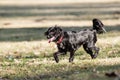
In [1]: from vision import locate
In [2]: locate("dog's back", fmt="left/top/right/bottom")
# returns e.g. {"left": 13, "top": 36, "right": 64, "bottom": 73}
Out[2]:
{"left": 64, "top": 29, "right": 97, "bottom": 46}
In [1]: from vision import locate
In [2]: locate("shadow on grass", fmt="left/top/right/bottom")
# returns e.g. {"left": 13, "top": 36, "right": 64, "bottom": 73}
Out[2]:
{"left": 0, "top": 26, "right": 120, "bottom": 42}
{"left": 38, "top": 64, "right": 120, "bottom": 80}
{"left": 9, "top": 63, "right": 120, "bottom": 80}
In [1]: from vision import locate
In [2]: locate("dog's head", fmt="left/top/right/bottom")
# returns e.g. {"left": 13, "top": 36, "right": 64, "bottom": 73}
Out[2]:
{"left": 44, "top": 25, "right": 63, "bottom": 43}
{"left": 92, "top": 18, "right": 106, "bottom": 34}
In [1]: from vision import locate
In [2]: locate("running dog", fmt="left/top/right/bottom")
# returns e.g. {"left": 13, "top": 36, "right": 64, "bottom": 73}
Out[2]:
{"left": 44, "top": 26, "right": 99, "bottom": 63}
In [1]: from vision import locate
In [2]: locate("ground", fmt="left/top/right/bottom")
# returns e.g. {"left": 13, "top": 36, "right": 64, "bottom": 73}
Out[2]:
{"left": 0, "top": 0, "right": 120, "bottom": 80}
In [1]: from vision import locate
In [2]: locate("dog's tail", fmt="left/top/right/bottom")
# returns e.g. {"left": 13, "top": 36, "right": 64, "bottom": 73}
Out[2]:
{"left": 92, "top": 18, "right": 107, "bottom": 34}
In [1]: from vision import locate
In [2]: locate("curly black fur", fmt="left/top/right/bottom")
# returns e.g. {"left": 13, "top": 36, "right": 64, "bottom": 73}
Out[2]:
{"left": 45, "top": 26, "right": 99, "bottom": 63}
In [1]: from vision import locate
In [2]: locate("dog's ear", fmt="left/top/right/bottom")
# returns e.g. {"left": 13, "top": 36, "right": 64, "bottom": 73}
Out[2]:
{"left": 54, "top": 25, "right": 62, "bottom": 31}
{"left": 57, "top": 27, "right": 62, "bottom": 32}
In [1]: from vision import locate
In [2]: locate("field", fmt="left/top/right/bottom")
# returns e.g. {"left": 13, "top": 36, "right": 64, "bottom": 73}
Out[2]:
{"left": 0, "top": 0, "right": 120, "bottom": 80}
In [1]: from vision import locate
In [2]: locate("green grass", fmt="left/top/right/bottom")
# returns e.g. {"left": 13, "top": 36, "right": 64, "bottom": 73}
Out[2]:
{"left": 0, "top": 25, "right": 120, "bottom": 80}
{"left": 1, "top": 57, "right": 120, "bottom": 80}
{"left": 0, "top": 30, "right": 120, "bottom": 80}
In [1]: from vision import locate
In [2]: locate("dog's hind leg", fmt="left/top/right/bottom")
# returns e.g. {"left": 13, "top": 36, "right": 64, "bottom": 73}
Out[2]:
{"left": 69, "top": 51, "right": 75, "bottom": 62}
{"left": 92, "top": 46, "right": 100, "bottom": 59}
{"left": 83, "top": 42, "right": 99, "bottom": 59}
{"left": 92, "top": 30, "right": 100, "bottom": 58}
{"left": 83, "top": 44, "right": 95, "bottom": 59}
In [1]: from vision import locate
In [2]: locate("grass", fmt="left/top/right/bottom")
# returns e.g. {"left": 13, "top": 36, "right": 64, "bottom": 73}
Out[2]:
{"left": 1, "top": 58, "right": 120, "bottom": 80}
{"left": 0, "top": 1, "right": 120, "bottom": 80}
{"left": 0, "top": 28, "right": 120, "bottom": 80}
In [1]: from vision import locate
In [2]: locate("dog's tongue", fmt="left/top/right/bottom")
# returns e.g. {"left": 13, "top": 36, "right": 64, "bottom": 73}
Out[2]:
{"left": 48, "top": 37, "right": 55, "bottom": 43}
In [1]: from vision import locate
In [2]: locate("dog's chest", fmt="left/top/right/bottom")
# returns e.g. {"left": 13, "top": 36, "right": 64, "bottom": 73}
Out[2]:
{"left": 57, "top": 42, "right": 66, "bottom": 50}
{"left": 57, "top": 42, "right": 77, "bottom": 51}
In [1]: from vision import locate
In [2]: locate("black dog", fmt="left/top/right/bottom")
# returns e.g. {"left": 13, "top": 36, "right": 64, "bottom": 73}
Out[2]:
{"left": 92, "top": 18, "right": 106, "bottom": 34}
{"left": 45, "top": 26, "right": 99, "bottom": 63}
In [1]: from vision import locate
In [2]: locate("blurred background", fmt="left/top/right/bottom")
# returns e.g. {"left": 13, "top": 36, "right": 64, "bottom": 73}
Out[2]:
{"left": 0, "top": 0, "right": 120, "bottom": 27}
{"left": 0, "top": 0, "right": 120, "bottom": 41}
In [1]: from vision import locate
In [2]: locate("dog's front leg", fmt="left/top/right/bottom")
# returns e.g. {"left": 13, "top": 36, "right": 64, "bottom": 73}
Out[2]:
{"left": 69, "top": 51, "right": 75, "bottom": 62}
{"left": 53, "top": 52, "right": 61, "bottom": 63}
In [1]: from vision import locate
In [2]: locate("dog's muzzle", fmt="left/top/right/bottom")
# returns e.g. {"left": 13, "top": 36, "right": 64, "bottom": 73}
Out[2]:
{"left": 48, "top": 36, "right": 55, "bottom": 43}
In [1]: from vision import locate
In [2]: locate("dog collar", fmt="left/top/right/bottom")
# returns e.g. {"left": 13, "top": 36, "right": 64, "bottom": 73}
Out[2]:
{"left": 56, "top": 36, "right": 63, "bottom": 44}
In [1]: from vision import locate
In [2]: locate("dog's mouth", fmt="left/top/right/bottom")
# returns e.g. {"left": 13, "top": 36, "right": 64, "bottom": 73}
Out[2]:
{"left": 48, "top": 36, "right": 55, "bottom": 43}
